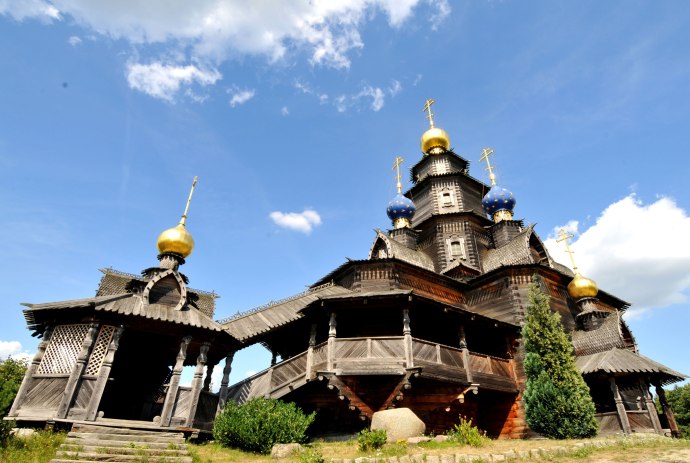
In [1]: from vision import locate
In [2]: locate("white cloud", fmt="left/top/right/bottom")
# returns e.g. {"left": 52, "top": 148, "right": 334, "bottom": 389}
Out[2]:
{"left": 389, "top": 79, "right": 402, "bottom": 96}
{"left": 228, "top": 88, "right": 255, "bottom": 107}
{"left": 357, "top": 85, "right": 386, "bottom": 111}
{"left": 334, "top": 95, "right": 348, "bottom": 113}
{"left": 281, "top": 106, "right": 289, "bottom": 116}
{"left": 544, "top": 195, "right": 690, "bottom": 318}
{"left": 413, "top": 74, "right": 423, "bottom": 86}
{"left": 245, "top": 370, "right": 257, "bottom": 378}
{"left": 126, "top": 62, "right": 221, "bottom": 101}
{"left": 0, "top": 0, "right": 60, "bottom": 21}
{"left": 269, "top": 209, "right": 322, "bottom": 234}
{"left": 68, "top": 35, "right": 82, "bottom": 46}
{"left": 0, "top": 340, "right": 32, "bottom": 361}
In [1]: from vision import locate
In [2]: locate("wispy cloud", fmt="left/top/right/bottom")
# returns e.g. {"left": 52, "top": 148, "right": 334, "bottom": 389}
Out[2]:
{"left": 544, "top": 195, "right": 690, "bottom": 318}
{"left": 0, "top": 340, "right": 33, "bottom": 361}
{"left": 68, "top": 36, "right": 82, "bottom": 46}
{"left": 281, "top": 106, "right": 289, "bottom": 116}
{"left": 228, "top": 88, "right": 256, "bottom": 107}
{"left": 126, "top": 62, "right": 221, "bottom": 102}
{"left": 269, "top": 209, "right": 322, "bottom": 234}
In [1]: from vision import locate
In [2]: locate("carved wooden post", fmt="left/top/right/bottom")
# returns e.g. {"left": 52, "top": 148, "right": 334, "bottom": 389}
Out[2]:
{"left": 609, "top": 376, "right": 631, "bottom": 434}
{"left": 306, "top": 323, "right": 317, "bottom": 380}
{"left": 403, "top": 309, "right": 413, "bottom": 368}
{"left": 655, "top": 380, "right": 680, "bottom": 437}
{"left": 327, "top": 312, "right": 337, "bottom": 371}
{"left": 203, "top": 364, "right": 215, "bottom": 392}
{"left": 160, "top": 336, "right": 192, "bottom": 426}
{"left": 271, "top": 350, "right": 277, "bottom": 366}
{"left": 8, "top": 325, "right": 54, "bottom": 417}
{"left": 85, "top": 325, "right": 125, "bottom": 421}
{"left": 216, "top": 351, "right": 235, "bottom": 416}
{"left": 638, "top": 379, "right": 662, "bottom": 433}
{"left": 459, "top": 324, "right": 473, "bottom": 383}
{"left": 57, "top": 322, "right": 100, "bottom": 419}
{"left": 186, "top": 342, "right": 210, "bottom": 427}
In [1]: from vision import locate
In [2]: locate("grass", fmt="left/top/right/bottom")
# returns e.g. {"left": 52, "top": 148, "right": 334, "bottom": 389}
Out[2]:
{"left": 0, "top": 430, "right": 65, "bottom": 463}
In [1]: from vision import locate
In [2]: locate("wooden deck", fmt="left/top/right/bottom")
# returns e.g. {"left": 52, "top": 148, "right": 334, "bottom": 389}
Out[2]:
{"left": 226, "top": 336, "right": 516, "bottom": 404}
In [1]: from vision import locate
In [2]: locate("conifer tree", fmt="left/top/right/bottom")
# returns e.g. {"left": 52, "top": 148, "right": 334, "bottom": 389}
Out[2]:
{"left": 522, "top": 275, "right": 598, "bottom": 439}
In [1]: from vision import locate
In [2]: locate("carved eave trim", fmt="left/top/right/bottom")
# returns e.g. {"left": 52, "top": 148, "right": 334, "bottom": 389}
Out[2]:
{"left": 142, "top": 269, "right": 188, "bottom": 311}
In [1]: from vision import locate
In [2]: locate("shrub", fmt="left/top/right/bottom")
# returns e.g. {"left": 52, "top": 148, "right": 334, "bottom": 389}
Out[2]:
{"left": 298, "top": 446, "right": 325, "bottom": 463}
{"left": 0, "top": 357, "right": 28, "bottom": 447}
{"left": 663, "top": 383, "right": 690, "bottom": 438}
{"left": 213, "top": 398, "right": 315, "bottom": 454}
{"left": 447, "top": 415, "right": 488, "bottom": 447}
{"left": 522, "top": 275, "right": 598, "bottom": 439}
{"left": 357, "top": 429, "right": 387, "bottom": 451}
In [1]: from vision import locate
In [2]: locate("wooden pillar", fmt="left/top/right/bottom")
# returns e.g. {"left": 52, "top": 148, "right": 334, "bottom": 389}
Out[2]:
{"left": 203, "top": 363, "right": 215, "bottom": 392}
{"left": 306, "top": 323, "right": 317, "bottom": 380}
{"left": 270, "top": 350, "right": 277, "bottom": 366}
{"left": 160, "top": 336, "right": 192, "bottom": 427}
{"left": 85, "top": 325, "right": 125, "bottom": 421}
{"left": 638, "top": 378, "right": 663, "bottom": 433}
{"left": 655, "top": 381, "right": 680, "bottom": 437}
{"left": 609, "top": 376, "right": 631, "bottom": 434}
{"left": 215, "top": 351, "right": 235, "bottom": 416}
{"left": 186, "top": 342, "right": 210, "bottom": 427}
{"left": 8, "top": 325, "right": 54, "bottom": 417}
{"left": 403, "top": 309, "right": 413, "bottom": 368}
{"left": 57, "top": 322, "right": 100, "bottom": 419}
{"left": 326, "top": 312, "right": 337, "bottom": 371}
{"left": 459, "top": 324, "right": 473, "bottom": 383}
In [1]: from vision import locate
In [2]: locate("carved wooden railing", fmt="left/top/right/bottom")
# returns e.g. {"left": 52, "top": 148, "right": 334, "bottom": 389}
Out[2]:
{"left": 226, "top": 337, "right": 515, "bottom": 404}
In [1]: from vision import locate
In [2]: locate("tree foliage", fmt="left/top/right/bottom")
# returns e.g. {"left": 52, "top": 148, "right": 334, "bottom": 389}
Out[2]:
{"left": 522, "top": 275, "right": 598, "bottom": 439}
{"left": 0, "top": 357, "right": 28, "bottom": 445}
{"left": 213, "top": 397, "right": 315, "bottom": 454}
{"left": 665, "top": 383, "right": 690, "bottom": 438}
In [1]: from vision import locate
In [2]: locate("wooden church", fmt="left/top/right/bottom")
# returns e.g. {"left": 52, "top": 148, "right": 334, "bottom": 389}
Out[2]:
{"left": 7, "top": 101, "right": 686, "bottom": 438}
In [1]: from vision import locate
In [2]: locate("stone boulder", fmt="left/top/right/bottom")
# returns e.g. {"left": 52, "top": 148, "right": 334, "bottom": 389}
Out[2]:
{"left": 371, "top": 408, "right": 425, "bottom": 442}
{"left": 271, "top": 443, "right": 303, "bottom": 459}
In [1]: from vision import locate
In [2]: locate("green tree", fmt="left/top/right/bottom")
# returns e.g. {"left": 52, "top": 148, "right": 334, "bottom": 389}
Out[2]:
{"left": 665, "top": 383, "right": 690, "bottom": 437}
{"left": 0, "top": 357, "right": 28, "bottom": 445}
{"left": 522, "top": 275, "right": 598, "bottom": 439}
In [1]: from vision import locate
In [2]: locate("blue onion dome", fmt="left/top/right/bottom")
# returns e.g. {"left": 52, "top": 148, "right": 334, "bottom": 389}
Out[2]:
{"left": 387, "top": 193, "right": 416, "bottom": 229}
{"left": 482, "top": 185, "right": 516, "bottom": 222}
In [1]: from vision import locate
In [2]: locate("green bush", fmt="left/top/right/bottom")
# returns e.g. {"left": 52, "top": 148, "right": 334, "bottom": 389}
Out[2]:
{"left": 663, "top": 383, "right": 690, "bottom": 438}
{"left": 447, "top": 415, "right": 488, "bottom": 447}
{"left": 212, "top": 398, "right": 315, "bottom": 454}
{"left": 357, "top": 428, "right": 387, "bottom": 451}
{"left": 522, "top": 276, "right": 598, "bottom": 439}
{"left": 0, "top": 357, "right": 28, "bottom": 447}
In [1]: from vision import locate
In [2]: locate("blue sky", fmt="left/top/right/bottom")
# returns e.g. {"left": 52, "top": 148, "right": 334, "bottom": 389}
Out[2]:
{"left": 1, "top": 1, "right": 689, "bottom": 389}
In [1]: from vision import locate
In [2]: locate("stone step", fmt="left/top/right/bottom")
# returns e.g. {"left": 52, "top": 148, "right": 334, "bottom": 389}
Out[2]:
{"left": 63, "top": 438, "right": 187, "bottom": 450}
{"left": 55, "top": 451, "right": 192, "bottom": 463}
{"left": 68, "top": 432, "right": 186, "bottom": 444}
{"left": 71, "top": 424, "right": 184, "bottom": 438}
{"left": 60, "top": 444, "right": 189, "bottom": 455}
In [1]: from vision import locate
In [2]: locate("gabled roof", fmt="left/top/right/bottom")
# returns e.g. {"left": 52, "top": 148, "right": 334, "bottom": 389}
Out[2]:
{"left": 576, "top": 348, "right": 687, "bottom": 385}
{"left": 572, "top": 314, "right": 628, "bottom": 356}
{"left": 368, "top": 230, "right": 436, "bottom": 272}
{"left": 22, "top": 292, "right": 224, "bottom": 332}
{"left": 480, "top": 226, "right": 539, "bottom": 272}
{"left": 219, "top": 283, "right": 353, "bottom": 343}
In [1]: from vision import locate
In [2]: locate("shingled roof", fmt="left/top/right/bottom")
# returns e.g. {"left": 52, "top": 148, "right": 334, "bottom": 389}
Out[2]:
{"left": 572, "top": 314, "right": 629, "bottom": 356}
{"left": 22, "top": 292, "right": 223, "bottom": 332}
{"left": 576, "top": 348, "right": 687, "bottom": 385}
{"left": 368, "top": 231, "right": 436, "bottom": 272}
{"left": 481, "top": 226, "right": 537, "bottom": 272}
{"left": 219, "top": 283, "right": 352, "bottom": 343}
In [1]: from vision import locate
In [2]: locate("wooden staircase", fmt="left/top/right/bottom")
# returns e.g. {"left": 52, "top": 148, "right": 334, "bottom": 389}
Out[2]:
{"left": 51, "top": 423, "right": 192, "bottom": 463}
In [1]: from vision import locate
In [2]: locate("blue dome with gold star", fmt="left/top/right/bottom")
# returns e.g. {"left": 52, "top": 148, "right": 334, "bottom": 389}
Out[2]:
{"left": 482, "top": 186, "right": 516, "bottom": 217}
{"left": 387, "top": 193, "right": 416, "bottom": 227}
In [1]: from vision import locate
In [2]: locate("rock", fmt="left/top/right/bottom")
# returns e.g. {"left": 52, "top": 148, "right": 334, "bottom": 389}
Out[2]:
{"left": 371, "top": 408, "right": 425, "bottom": 443}
{"left": 433, "top": 435, "right": 449, "bottom": 442}
{"left": 10, "top": 428, "right": 35, "bottom": 438}
{"left": 271, "top": 443, "right": 303, "bottom": 459}
{"left": 491, "top": 454, "right": 506, "bottom": 462}
{"left": 440, "top": 454, "right": 454, "bottom": 463}
{"left": 426, "top": 456, "right": 440, "bottom": 463}
{"left": 407, "top": 436, "right": 431, "bottom": 445}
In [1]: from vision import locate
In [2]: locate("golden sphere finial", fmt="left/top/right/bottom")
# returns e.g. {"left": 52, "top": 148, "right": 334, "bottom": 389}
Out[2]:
{"left": 420, "top": 98, "right": 450, "bottom": 155}
{"left": 156, "top": 177, "right": 197, "bottom": 259}
{"left": 568, "top": 273, "right": 599, "bottom": 300}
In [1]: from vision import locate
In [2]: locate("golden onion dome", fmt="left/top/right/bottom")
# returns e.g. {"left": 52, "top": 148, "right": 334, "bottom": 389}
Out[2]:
{"left": 567, "top": 273, "right": 599, "bottom": 300}
{"left": 420, "top": 127, "right": 450, "bottom": 155}
{"left": 157, "top": 223, "right": 195, "bottom": 258}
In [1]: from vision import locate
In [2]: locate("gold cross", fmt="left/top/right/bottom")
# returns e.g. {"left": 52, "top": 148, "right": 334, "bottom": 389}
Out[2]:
{"left": 423, "top": 98, "right": 435, "bottom": 128}
{"left": 392, "top": 156, "right": 404, "bottom": 193}
{"left": 179, "top": 176, "right": 198, "bottom": 226}
{"left": 479, "top": 147, "right": 497, "bottom": 186}
{"left": 556, "top": 228, "right": 579, "bottom": 274}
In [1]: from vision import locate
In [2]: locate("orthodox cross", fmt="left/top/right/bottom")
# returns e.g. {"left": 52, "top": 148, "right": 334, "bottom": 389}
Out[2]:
{"left": 423, "top": 98, "right": 435, "bottom": 128}
{"left": 392, "top": 156, "right": 404, "bottom": 193}
{"left": 556, "top": 228, "right": 579, "bottom": 274}
{"left": 479, "top": 147, "right": 497, "bottom": 186}
{"left": 180, "top": 176, "right": 198, "bottom": 226}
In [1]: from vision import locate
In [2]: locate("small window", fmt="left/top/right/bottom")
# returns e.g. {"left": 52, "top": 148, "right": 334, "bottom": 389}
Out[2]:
{"left": 442, "top": 192, "right": 453, "bottom": 207}
{"left": 450, "top": 241, "right": 463, "bottom": 257}
{"left": 446, "top": 235, "right": 466, "bottom": 262}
